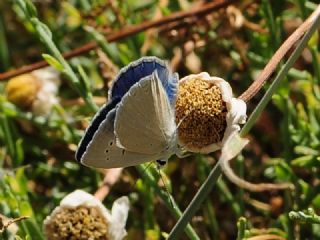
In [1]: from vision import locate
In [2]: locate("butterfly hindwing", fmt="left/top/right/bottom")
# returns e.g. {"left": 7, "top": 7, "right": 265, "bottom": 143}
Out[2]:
{"left": 80, "top": 108, "right": 159, "bottom": 168}
{"left": 75, "top": 97, "right": 120, "bottom": 163}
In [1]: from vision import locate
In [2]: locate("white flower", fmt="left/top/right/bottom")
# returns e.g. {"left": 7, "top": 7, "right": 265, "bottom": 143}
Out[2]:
{"left": 43, "top": 190, "right": 129, "bottom": 240}
{"left": 175, "top": 72, "right": 247, "bottom": 153}
{"left": 5, "top": 67, "right": 60, "bottom": 116}
{"left": 31, "top": 67, "right": 60, "bottom": 116}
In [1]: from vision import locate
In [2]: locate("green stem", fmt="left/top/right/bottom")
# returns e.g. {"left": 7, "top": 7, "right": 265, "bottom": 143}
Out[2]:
{"left": 217, "top": 180, "right": 241, "bottom": 217}
{"left": 197, "top": 155, "right": 219, "bottom": 239}
{"left": 235, "top": 155, "right": 245, "bottom": 216}
{"left": 135, "top": 166, "right": 200, "bottom": 240}
{"left": 310, "top": 47, "right": 320, "bottom": 100}
{"left": 289, "top": 208, "right": 320, "bottom": 224}
{"left": 0, "top": 14, "right": 10, "bottom": 71}
{"left": 167, "top": 163, "right": 221, "bottom": 239}
{"left": 236, "top": 217, "right": 247, "bottom": 240}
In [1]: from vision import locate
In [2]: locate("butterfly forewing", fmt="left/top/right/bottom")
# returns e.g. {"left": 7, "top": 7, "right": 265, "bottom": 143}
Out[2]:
{"left": 110, "top": 57, "right": 172, "bottom": 101}
{"left": 114, "top": 72, "right": 176, "bottom": 155}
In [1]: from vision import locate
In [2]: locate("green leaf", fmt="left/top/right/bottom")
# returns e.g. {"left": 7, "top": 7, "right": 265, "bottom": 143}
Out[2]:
{"left": 25, "top": 0, "right": 38, "bottom": 18}
{"left": 42, "top": 54, "right": 64, "bottom": 71}
{"left": 294, "top": 146, "right": 319, "bottom": 155}
{"left": 237, "top": 217, "right": 247, "bottom": 240}
{"left": 31, "top": 19, "right": 52, "bottom": 39}
{"left": 289, "top": 208, "right": 320, "bottom": 224}
{"left": 308, "top": 31, "right": 318, "bottom": 49}
{"left": 14, "top": 139, "right": 24, "bottom": 166}
{"left": 77, "top": 65, "right": 91, "bottom": 93}
{"left": 291, "top": 155, "right": 319, "bottom": 167}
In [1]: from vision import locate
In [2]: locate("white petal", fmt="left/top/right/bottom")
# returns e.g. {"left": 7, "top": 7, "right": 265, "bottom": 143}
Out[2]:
{"left": 32, "top": 67, "right": 61, "bottom": 87}
{"left": 212, "top": 79, "right": 233, "bottom": 103}
{"left": 32, "top": 91, "right": 58, "bottom": 116}
{"left": 222, "top": 98, "right": 247, "bottom": 145}
{"left": 180, "top": 72, "right": 210, "bottom": 83}
{"left": 30, "top": 67, "right": 60, "bottom": 116}
{"left": 60, "top": 190, "right": 101, "bottom": 207}
{"left": 54, "top": 190, "right": 112, "bottom": 223}
{"left": 226, "top": 98, "right": 247, "bottom": 125}
{"left": 108, "top": 196, "right": 130, "bottom": 240}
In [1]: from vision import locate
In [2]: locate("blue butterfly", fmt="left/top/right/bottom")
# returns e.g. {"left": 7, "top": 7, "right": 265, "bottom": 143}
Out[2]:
{"left": 76, "top": 57, "right": 182, "bottom": 168}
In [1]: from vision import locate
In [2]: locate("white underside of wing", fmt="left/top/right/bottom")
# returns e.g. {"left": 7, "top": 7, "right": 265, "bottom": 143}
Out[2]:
{"left": 114, "top": 73, "right": 176, "bottom": 155}
{"left": 81, "top": 109, "right": 159, "bottom": 169}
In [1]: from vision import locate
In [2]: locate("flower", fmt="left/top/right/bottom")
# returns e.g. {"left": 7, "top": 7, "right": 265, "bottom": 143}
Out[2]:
{"left": 5, "top": 73, "right": 40, "bottom": 110}
{"left": 43, "top": 190, "right": 129, "bottom": 240}
{"left": 5, "top": 67, "right": 60, "bottom": 116}
{"left": 175, "top": 72, "right": 247, "bottom": 153}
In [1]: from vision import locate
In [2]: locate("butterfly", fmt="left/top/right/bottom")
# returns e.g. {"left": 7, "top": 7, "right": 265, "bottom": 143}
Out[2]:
{"left": 75, "top": 57, "right": 183, "bottom": 168}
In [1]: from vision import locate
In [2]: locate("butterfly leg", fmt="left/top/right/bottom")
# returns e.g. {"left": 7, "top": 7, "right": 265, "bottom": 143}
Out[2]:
{"left": 176, "top": 152, "right": 191, "bottom": 158}
{"left": 175, "top": 145, "right": 191, "bottom": 159}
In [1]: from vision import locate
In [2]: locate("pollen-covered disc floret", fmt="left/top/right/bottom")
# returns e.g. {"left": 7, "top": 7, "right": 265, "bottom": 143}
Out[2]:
{"left": 43, "top": 190, "right": 129, "bottom": 240}
{"left": 175, "top": 72, "right": 247, "bottom": 153}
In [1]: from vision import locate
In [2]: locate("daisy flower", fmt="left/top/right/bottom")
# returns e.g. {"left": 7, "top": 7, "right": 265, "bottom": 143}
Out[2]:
{"left": 43, "top": 190, "right": 129, "bottom": 240}
{"left": 176, "top": 72, "right": 247, "bottom": 153}
{"left": 5, "top": 67, "right": 60, "bottom": 116}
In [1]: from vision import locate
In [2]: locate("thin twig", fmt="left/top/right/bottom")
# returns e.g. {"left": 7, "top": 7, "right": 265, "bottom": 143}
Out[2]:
{"left": 239, "top": 4, "right": 320, "bottom": 102}
{"left": 247, "top": 235, "right": 286, "bottom": 240}
{"left": 0, "top": 0, "right": 235, "bottom": 81}
{"left": 220, "top": 153, "right": 294, "bottom": 191}
{"left": 0, "top": 215, "right": 29, "bottom": 233}
{"left": 94, "top": 168, "right": 123, "bottom": 201}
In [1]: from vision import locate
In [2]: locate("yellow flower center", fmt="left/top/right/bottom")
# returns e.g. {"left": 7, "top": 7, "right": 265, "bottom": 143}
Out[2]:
{"left": 5, "top": 74, "right": 40, "bottom": 109}
{"left": 44, "top": 206, "right": 110, "bottom": 240}
{"left": 175, "top": 78, "right": 227, "bottom": 150}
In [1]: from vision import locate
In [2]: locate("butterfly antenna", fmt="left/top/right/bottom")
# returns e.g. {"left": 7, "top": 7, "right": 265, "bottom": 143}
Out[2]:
{"left": 175, "top": 112, "right": 189, "bottom": 131}
{"left": 173, "top": 111, "right": 195, "bottom": 158}
{"left": 174, "top": 108, "right": 197, "bottom": 138}
{"left": 157, "top": 166, "right": 175, "bottom": 208}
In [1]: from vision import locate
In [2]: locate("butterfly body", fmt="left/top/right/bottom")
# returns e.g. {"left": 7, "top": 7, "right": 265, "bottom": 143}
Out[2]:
{"left": 76, "top": 57, "right": 179, "bottom": 169}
